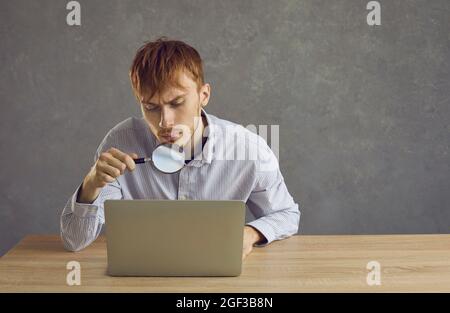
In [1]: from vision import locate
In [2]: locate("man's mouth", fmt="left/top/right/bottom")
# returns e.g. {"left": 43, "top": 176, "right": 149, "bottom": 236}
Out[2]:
{"left": 159, "top": 131, "right": 182, "bottom": 142}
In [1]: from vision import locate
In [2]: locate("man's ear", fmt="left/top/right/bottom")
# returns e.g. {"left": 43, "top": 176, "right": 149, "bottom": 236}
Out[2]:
{"left": 200, "top": 83, "right": 210, "bottom": 107}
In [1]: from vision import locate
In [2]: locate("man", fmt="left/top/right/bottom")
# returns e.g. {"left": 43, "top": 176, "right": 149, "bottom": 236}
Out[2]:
{"left": 60, "top": 37, "right": 300, "bottom": 260}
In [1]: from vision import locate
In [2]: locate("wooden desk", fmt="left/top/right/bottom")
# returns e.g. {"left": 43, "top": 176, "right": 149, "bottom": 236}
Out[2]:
{"left": 1, "top": 234, "right": 449, "bottom": 292}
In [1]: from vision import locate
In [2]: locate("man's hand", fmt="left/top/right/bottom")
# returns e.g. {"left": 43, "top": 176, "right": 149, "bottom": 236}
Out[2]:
{"left": 242, "top": 226, "right": 266, "bottom": 260}
{"left": 78, "top": 147, "right": 138, "bottom": 204}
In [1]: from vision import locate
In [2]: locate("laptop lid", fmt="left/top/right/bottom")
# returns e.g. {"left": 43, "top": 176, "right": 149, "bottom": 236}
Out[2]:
{"left": 104, "top": 200, "right": 246, "bottom": 277}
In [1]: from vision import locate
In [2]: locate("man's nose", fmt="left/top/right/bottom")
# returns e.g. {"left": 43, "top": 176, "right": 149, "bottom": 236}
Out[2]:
{"left": 159, "top": 106, "right": 175, "bottom": 128}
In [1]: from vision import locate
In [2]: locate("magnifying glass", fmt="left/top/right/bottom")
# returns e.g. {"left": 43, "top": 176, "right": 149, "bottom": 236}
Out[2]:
{"left": 133, "top": 143, "right": 185, "bottom": 174}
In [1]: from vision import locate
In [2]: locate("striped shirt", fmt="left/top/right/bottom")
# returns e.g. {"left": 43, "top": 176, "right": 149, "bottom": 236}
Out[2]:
{"left": 60, "top": 109, "right": 301, "bottom": 251}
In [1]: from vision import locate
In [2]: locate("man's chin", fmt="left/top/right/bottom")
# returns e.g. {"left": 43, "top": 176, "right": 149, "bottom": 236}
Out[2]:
{"left": 159, "top": 137, "right": 183, "bottom": 146}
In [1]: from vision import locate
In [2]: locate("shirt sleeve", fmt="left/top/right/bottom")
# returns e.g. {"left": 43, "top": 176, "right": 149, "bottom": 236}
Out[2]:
{"left": 245, "top": 140, "right": 301, "bottom": 247}
{"left": 60, "top": 133, "right": 123, "bottom": 252}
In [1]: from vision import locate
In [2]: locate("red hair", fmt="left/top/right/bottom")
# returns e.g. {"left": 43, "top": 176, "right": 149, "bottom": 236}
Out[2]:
{"left": 129, "top": 36, "right": 205, "bottom": 102}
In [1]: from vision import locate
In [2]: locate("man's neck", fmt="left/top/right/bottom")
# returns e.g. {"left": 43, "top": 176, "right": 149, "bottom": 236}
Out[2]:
{"left": 186, "top": 112, "right": 207, "bottom": 161}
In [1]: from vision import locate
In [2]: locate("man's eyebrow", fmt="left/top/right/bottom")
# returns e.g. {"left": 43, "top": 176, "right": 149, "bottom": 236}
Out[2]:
{"left": 143, "top": 94, "right": 187, "bottom": 105}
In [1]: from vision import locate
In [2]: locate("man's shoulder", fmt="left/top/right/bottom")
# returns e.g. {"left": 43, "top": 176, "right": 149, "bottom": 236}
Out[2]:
{"left": 96, "top": 116, "right": 150, "bottom": 152}
{"left": 104, "top": 116, "right": 148, "bottom": 138}
{"left": 207, "top": 113, "right": 238, "bottom": 129}
{"left": 208, "top": 113, "right": 257, "bottom": 139}
{"left": 208, "top": 112, "right": 274, "bottom": 161}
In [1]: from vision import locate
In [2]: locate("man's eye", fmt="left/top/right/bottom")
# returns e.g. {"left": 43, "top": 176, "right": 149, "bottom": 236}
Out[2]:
{"left": 144, "top": 105, "right": 159, "bottom": 112}
{"left": 171, "top": 101, "right": 184, "bottom": 107}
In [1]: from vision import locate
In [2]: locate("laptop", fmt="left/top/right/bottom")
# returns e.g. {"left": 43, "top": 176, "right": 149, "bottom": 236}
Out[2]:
{"left": 104, "top": 199, "right": 246, "bottom": 277}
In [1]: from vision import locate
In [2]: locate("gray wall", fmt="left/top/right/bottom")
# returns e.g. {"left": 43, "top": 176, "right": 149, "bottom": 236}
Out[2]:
{"left": 1, "top": 0, "right": 449, "bottom": 256}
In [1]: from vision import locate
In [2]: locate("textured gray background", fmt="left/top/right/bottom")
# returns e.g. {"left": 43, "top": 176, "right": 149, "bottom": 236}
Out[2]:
{"left": 1, "top": 0, "right": 449, "bottom": 256}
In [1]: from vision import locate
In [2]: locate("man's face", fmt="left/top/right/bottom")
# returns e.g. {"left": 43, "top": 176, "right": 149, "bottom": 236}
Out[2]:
{"left": 140, "top": 71, "right": 210, "bottom": 147}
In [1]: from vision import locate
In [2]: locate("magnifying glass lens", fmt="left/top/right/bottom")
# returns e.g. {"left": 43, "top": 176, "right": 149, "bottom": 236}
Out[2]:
{"left": 152, "top": 143, "right": 185, "bottom": 173}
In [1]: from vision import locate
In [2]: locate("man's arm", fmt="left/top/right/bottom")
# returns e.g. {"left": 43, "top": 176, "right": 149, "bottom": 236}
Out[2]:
{"left": 245, "top": 145, "right": 301, "bottom": 247}
{"left": 59, "top": 132, "right": 129, "bottom": 252}
{"left": 60, "top": 178, "right": 122, "bottom": 252}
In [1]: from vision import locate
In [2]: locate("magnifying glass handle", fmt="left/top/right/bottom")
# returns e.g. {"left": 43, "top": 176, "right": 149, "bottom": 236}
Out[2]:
{"left": 133, "top": 157, "right": 151, "bottom": 164}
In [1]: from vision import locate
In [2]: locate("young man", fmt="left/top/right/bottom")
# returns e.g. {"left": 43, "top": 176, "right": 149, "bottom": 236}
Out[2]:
{"left": 60, "top": 37, "right": 300, "bottom": 260}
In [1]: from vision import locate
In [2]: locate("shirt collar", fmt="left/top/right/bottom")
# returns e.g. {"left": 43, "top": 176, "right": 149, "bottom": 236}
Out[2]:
{"left": 187, "top": 108, "right": 214, "bottom": 167}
